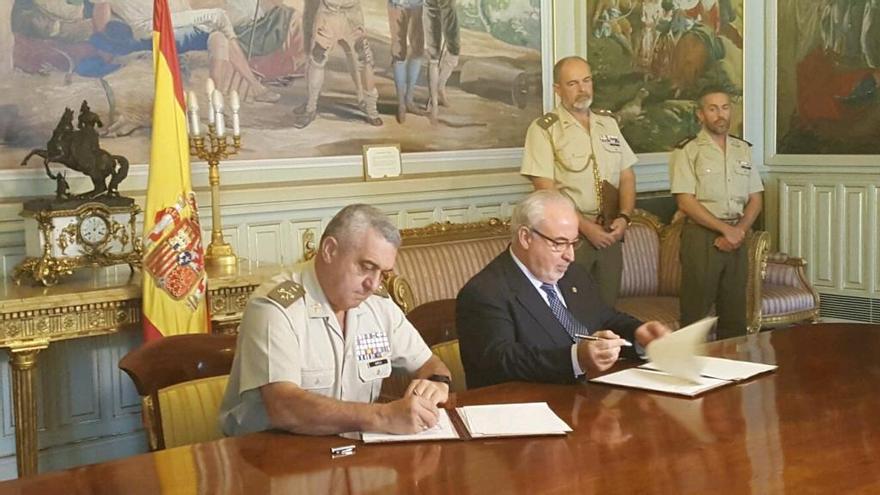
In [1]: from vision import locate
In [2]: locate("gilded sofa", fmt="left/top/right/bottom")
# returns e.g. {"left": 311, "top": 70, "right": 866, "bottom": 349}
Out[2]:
{"left": 388, "top": 211, "right": 819, "bottom": 333}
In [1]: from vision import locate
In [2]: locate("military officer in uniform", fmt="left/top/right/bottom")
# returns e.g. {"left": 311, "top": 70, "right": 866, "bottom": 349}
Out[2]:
{"left": 521, "top": 56, "right": 638, "bottom": 306}
{"left": 219, "top": 204, "right": 452, "bottom": 436}
{"left": 669, "top": 87, "right": 763, "bottom": 339}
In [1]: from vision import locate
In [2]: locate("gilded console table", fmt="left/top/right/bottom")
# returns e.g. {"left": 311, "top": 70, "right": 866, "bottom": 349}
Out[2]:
{"left": 0, "top": 261, "right": 279, "bottom": 477}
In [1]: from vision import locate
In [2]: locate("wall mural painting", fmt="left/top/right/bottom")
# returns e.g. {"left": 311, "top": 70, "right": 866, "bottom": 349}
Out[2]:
{"left": 0, "top": 0, "right": 543, "bottom": 170}
{"left": 585, "top": 0, "right": 744, "bottom": 153}
{"left": 776, "top": 0, "right": 880, "bottom": 155}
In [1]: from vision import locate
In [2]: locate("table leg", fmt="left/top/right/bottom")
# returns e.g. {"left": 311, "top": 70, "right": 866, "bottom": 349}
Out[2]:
{"left": 9, "top": 344, "right": 46, "bottom": 478}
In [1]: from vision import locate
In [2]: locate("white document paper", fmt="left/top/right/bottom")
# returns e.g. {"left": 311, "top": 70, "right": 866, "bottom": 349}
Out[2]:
{"left": 641, "top": 355, "right": 777, "bottom": 382}
{"left": 589, "top": 368, "right": 729, "bottom": 397}
{"left": 456, "top": 402, "right": 572, "bottom": 438}
{"left": 361, "top": 409, "right": 460, "bottom": 443}
{"left": 645, "top": 316, "right": 717, "bottom": 383}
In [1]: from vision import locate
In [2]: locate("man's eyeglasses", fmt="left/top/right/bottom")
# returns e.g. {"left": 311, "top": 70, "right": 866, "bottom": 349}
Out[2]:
{"left": 530, "top": 228, "right": 582, "bottom": 252}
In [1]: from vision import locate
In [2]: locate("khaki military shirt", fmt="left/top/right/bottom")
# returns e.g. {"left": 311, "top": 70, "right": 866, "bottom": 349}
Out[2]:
{"left": 521, "top": 105, "right": 637, "bottom": 216}
{"left": 219, "top": 260, "right": 433, "bottom": 436}
{"left": 669, "top": 129, "right": 764, "bottom": 219}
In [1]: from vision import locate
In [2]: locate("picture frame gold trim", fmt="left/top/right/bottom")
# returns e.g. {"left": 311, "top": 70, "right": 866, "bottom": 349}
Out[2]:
{"left": 764, "top": 0, "right": 879, "bottom": 167}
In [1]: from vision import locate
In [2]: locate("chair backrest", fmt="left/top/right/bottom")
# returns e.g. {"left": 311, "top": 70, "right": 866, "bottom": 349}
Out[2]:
{"left": 379, "top": 299, "right": 465, "bottom": 400}
{"left": 157, "top": 375, "right": 229, "bottom": 449}
{"left": 431, "top": 340, "right": 467, "bottom": 393}
{"left": 394, "top": 219, "right": 510, "bottom": 308}
{"left": 620, "top": 220, "right": 661, "bottom": 297}
{"left": 406, "top": 298, "right": 457, "bottom": 347}
{"left": 118, "top": 333, "right": 237, "bottom": 450}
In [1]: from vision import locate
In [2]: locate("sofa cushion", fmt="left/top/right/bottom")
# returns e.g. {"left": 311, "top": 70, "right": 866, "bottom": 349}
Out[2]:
{"left": 620, "top": 223, "right": 660, "bottom": 297}
{"left": 658, "top": 224, "right": 683, "bottom": 297}
{"left": 395, "top": 237, "right": 509, "bottom": 308}
{"left": 761, "top": 283, "right": 817, "bottom": 317}
{"left": 616, "top": 296, "right": 681, "bottom": 330}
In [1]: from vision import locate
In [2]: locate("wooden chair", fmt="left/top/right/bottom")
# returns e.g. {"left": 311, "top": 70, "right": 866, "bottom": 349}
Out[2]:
{"left": 118, "top": 334, "right": 237, "bottom": 450}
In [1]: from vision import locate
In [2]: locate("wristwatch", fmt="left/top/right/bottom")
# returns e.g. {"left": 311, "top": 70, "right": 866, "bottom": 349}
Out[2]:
{"left": 426, "top": 374, "right": 452, "bottom": 386}
{"left": 616, "top": 213, "right": 632, "bottom": 226}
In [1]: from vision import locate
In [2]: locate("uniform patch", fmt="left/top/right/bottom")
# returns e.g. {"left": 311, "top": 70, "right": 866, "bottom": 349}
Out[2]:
{"left": 675, "top": 136, "right": 696, "bottom": 148}
{"left": 373, "top": 282, "right": 390, "bottom": 298}
{"left": 267, "top": 281, "right": 304, "bottom": 308}
{"left": 356, "top": 331, "right": 391, "bottom": 362}
{"left": 731, "top": 135, "right": 753, "bottom": 147}
{"left": 536, "top": 112, "right": 559, "bottom": 129}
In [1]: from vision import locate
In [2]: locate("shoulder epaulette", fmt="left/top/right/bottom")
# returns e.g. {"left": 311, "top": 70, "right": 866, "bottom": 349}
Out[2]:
{"left": 267, "top": 280, "right": 304, "bottom": 308}
{"left": 373, "top": 282, "right": 390, "bottom": 298}
{"left": 536, "top": 112, "right": 558, "bottom": 129}
{"left": 730, "top": 135, "right": 753, "bottom": 146}
{"left": 675, "top": 136, "right": 696, "bottom": 149}
{"left": 592, "top": 108, "right": 615, "bottom": 118}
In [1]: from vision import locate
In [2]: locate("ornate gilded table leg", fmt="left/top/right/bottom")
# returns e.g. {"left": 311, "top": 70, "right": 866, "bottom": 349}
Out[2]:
{"left": 9, "top": 342, "right": 48, "bottom": 477}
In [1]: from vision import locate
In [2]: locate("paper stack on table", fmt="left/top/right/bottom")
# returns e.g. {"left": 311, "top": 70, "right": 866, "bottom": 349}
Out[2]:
{"left": 589, "top": 317, "right": 777, "bottom": 397}
{"left": 456, "top": 402, "right": 572, "bottom": 438}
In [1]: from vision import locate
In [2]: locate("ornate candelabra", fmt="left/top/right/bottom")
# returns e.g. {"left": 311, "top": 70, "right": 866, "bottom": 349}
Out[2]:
{"left": 186, "top": 79, "right": 242, "bottom": 270}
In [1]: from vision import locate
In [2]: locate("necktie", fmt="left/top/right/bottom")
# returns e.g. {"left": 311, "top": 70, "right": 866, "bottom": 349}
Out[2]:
{"left": 540, "top": 283, "right": 589, "bottom": 342}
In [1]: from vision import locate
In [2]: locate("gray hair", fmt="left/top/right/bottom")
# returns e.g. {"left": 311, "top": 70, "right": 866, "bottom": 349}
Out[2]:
{"left": 321, "top": 204, "right": 401, "bottom": 249}
{"left": 553, "top": 56, "right": 589, "bottom": 84}
{"left": 510, "top": 190, "right": 576, "bottom": 239}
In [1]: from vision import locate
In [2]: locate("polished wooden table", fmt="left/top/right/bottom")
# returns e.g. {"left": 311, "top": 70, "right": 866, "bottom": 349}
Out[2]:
{"left": 1, "top": 323, "right": 878, "bottom": 494}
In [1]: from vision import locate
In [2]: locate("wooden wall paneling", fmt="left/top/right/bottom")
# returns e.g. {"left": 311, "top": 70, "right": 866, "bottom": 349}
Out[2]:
{"left": 841, "top": 186, "right": 868, "bottom": 291}
{"left": 811, "top": 185, "right": 836, "bottom": 289}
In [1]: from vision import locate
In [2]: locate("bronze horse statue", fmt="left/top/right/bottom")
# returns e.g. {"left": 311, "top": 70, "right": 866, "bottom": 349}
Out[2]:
{"left": 21, "top": 102, "right": 129, "bottom": 198}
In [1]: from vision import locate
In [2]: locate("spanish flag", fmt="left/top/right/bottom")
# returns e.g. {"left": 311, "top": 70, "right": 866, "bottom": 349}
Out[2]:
{"left": 142, "top": 0, "right": 209, "bottom": 341}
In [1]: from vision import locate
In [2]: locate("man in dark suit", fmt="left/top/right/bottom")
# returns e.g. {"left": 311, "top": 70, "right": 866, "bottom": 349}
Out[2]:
{"left": 457, "top": 190, "right": 670, "bottom": 388}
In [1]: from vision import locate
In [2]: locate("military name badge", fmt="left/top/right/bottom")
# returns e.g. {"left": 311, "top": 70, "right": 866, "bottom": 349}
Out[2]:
{"left": 356, "top": 331, "right": 392, "bottom": 381}
{"left": 600, "top": 135, "right": 621, "bottom": 147}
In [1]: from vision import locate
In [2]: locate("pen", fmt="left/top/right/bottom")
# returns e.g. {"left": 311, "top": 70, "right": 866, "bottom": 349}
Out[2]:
{"left": 574, "top": 334, "right": 633, "bottom": 347}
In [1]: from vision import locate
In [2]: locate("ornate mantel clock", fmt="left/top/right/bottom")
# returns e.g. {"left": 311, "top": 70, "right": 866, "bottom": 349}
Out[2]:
{"left": 15, "top": 101, "right": 142, "bottom": 286}
{"left": 14, "top": 198, "right": 142, "bottom": 286}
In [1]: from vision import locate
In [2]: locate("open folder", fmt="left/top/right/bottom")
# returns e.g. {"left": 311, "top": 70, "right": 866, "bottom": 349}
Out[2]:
{"left": 589, "top": 317, "right": 777, "bottom": 397}
{"left": 360, "top": 402, "right": 572, "bottom": 443}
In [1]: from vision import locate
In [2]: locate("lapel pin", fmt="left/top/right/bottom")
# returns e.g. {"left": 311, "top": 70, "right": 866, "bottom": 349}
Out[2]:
{"left": 571, "top": 286, "right": 578, "bottom": 293}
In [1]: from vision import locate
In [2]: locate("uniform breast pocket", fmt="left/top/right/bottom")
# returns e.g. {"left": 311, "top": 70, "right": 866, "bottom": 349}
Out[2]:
{"left": 357, "top": 357, "right": 392, "bottom": 383}
{"left": 732, "top": 163, "right": 752, "bottom": 202}
{"left": 300, "top": 368, "right": 335, "bottom": 392}
{"left": 695, "top": 159, "right": 723, "bottom": 201}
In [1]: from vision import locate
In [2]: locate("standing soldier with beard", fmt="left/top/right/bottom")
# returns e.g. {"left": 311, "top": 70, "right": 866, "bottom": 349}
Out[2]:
{"left": 669, "top": 87, "right": 763, "bottom": 339}
{"left": 520, "top": 56, "right": 638, "bottom": 307}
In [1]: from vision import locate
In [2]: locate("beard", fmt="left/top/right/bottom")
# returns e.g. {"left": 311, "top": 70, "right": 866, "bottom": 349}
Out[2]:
{"left": 706, "top": 118, "right": 730, "bottom": 135}
{"left": 571, "top": 95, "right": 593, "bottom": 112}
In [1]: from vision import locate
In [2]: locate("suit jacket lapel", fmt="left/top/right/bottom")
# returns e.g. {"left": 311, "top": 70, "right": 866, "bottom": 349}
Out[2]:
{"left": 499, "top": 252, "right": 572, "bottom": 346}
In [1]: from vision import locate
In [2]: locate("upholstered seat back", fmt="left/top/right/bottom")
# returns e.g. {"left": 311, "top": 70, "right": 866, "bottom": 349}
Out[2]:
{"left": 620, "top": 222, "right": 661, "bottom": 297}
{"left": 657, "top": 221, "right": 683, "bottom": 297}
{"left": 157, "top": 375, "right": 229, "bottom": 449}
{"left": 119, "top": 334, "right": 237, "bottom": 450}
{"left": 394, "top": 222, "right": 509, "bottom": 308}
{"left": 431, "top": 340, "right": 466, "bottom": 393}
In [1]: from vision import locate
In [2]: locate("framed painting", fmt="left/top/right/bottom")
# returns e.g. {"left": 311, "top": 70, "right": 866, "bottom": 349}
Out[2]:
{"left": 766, "top": 0, "right": 880, "bottom": 165}
{"left": 584, "top": 0, "right": 745, "bottom": 156}
{"left": 0, "top": 0, "right": 548, "bottom": 177}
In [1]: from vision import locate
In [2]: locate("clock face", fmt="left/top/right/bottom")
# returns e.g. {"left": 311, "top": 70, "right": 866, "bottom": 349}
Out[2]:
{"left": 79, "top": 215, "right": 110, "bottom": 246}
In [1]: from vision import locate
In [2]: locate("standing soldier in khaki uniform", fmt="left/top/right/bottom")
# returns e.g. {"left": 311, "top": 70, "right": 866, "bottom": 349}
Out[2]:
{"left": 670, "top": 87, "right": 763, "bottom": 339}
{"left": 219, "top": 204, "right": 451, "bottom": 436}
{"left": 521, "top": 56, "right": 638, "bottom": 307}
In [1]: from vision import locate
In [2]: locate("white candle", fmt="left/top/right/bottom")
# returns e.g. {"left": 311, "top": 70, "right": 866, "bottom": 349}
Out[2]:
{"left": 205, "top": 78, "right": 216, "bottom": 125}
{"left": 187, "top": 91, "right": 201, "bottom": 136}
{"left": 230, "top": 89, "right": 241, "bottom": 137}
{"left": 213, "top": 90, "right": 225, "bottom": 137}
